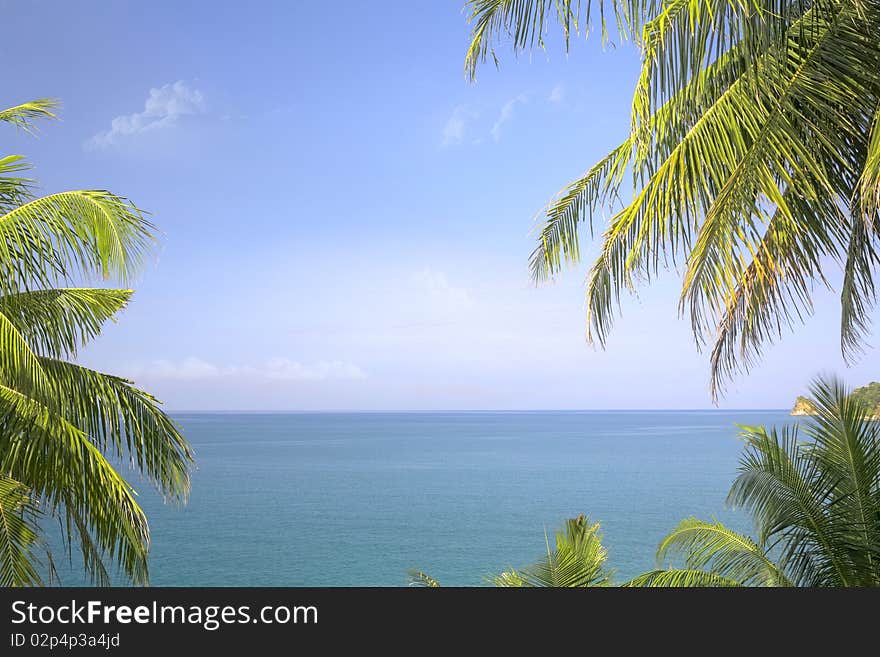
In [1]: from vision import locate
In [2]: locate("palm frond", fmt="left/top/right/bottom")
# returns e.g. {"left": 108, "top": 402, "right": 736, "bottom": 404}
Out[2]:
{"left": 800, "top": 377, "right": 880, "bottom": 585}
{"left": 841, "top": 198, "right": 880, "bottom": 361}
{"left": 728, "top": 422, "right": 851, "bottom": 586}
{"left": 407, "top": 570, "right": 442, "bottom": 587}
{"left": 469, "top": 0, "right": 880, "bottom": 395}
{"left": 530, "top": 139, "right": 631, "bottom": 283}
{"left": 0, "top": 383, "right": 151, "bottom": 585}
{"left": 861, "top": 101, "right": 880, "bottom": 221}
{"left": 0, "top": 288, "right": 131, "bottom": 360}
{"left": 623, "top": 568, "right": 742, "bottom": 586}
{"left": 708, "top": 185, "right": 838, "bottom": 398}
{"left": 655, "top": 517, "right": 793, "bottom": 586}
{"left": 0, "top": 475, "right": 51, "bottom": 586}
{"left": 680, "top": 2, "right": 866, "bottom": 341}
{"left": 0, "top": 99, "right": 59, "bottom": 133}
{"left": 487, "top": 568, "right": 528, "bottom": 586}
{"left": 0, "top": 190, "right": 157, "bottom": 293}
{"left": 464, "top": 0, "right": 646, "bottom": 81}
{"left": 0, "top": 155, "right": 34, "bottom": 213}
{"left": 498, "top": 515, "right": 614, "bottom": 587}
{"left": 37, "top": 358, "right": 193, "bottom": 501}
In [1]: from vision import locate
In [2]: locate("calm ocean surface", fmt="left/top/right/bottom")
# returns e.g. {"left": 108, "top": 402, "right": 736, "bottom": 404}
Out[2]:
{"left": 57, "top": 410, "right": 796, "bottom": 586}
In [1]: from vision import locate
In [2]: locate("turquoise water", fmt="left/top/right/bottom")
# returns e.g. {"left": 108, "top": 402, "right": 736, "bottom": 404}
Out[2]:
{"left": 57, "top": 410, "right": 795, "bottom": 586}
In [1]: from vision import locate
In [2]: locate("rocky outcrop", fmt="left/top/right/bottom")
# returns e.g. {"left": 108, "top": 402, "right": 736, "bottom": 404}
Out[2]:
{"left": 790, "top": 396, "right": 816, "bottom": 416}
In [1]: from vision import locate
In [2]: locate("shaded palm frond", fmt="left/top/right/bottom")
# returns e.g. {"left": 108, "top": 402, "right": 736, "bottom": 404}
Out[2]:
{"left": 0, "top": 475, "right": 51, "bottom": 586}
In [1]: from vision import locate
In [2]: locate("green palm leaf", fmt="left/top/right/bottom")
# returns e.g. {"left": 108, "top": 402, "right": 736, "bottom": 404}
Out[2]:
{"left": 407, "top": 570, "right": 442, "bottom": 587}
{"left": 623, "top": 569, "right": 742, "bottom": 587}
{"left": 0, "top": 288, "right": 131, "bottom": 360}
{"left": 0, "top": 191, "right": 157, "bottom": 292}
{"left": 487, "top": 515, "right": 614, "bottom": 587}
{"left": 37, "top": 357, "right": 193, "bottom": 500}
{"left": 0, "top": 99, "right": 58, "bottom": 132}
{"left": 0, "top": 383, "right": 152, "bottom": 585}
{"left": 464, "top": 0, "right": 641, "bottom": 81}
{"left": 655, "top": 518, "right": 793, "bottom": 586}
{"left": 0, "top": 475, "right": 52, "bottom": 586}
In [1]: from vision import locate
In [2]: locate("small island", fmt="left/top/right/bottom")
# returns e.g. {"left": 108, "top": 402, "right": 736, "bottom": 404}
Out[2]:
{"left": 791, "top": 382, "right": 880, "bottom": 418}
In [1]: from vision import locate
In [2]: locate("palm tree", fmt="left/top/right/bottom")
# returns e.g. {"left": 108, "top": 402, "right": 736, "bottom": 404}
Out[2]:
{"left": 463, "top": 1, "right": 880, "bottom": 397}
{"left": 409, "top": 515, "right": 614, "bottom": 586}
{"left": 0, "top": 99, "right": 194, "bottom": 586}
{"left": 632, "top": 375, "right": 880, "bottom": 586}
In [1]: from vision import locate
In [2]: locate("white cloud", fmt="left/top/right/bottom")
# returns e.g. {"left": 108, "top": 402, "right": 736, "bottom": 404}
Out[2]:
{"left": 128, "top": 357, "right": 367, "bottom": 382}
{"left": 264, "top": 358, "right": 367, "bottom": 381}
{"left": 411, "top": 268, "right": 473, "bottom": 312}
{"left": 134, "top": 357, "right": 230, "bottom": 380}
{"left": 442, "top": 105, "right": 479, "bottom": 146}
{"left": 548, "top": 84, "right": 566, "bottom": 104}
{"left": 86, "top": 80, "right": 205, "bottom": 149}
{"left": 491, "top": 94, "right": 528, "bottom": 142}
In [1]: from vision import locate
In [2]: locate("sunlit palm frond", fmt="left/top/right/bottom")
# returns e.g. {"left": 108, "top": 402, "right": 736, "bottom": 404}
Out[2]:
{"left": 0, "top": 298, "right": 50, "bottom": 394}
{"left": 681, "top": 4, "right": 872, "bottom": 331}
{"left": 37, "top": 357, "right": 193, "bottom": 501}
{"left": 530, "top": 139, "right": 631, "bottom": 283}
{"left": 464, "top": 0, "right": 647, "bottom": 81}
{"left": 0, "top": 155, "right": 34, "bottom": 214}
{"left": 0, "top": 288, "right": 132, "bottom": 360}
{"left": 0, "top": 99, "right": 58, "bottom": 133}
{"left": 0, "top": 384, "right": 151, "bottom": 585}
{"left": 407, "top": 570, "right": 442, "bottom": 587}
{"left": 707, "top": 186, "right": 839, "bottom": 398}
{"left": 487, "top": 568, "right": 528, "bottom": 586}
{"left": 466, "top": 0, "right": 880, "bottom": 395}
{"left": 623, "top": 569, "right": 742, "bottom": 586}
{"left": 0, "top": 190, "right": 157, "bottom": 293}
{"left": 487, "top": 515, "right": 614, "bottom": 587}
{"left": 862, "top": 103, "right": 880, "bottom": 220}
{"left": 0, "top": 97, "right": 192, "bottom": 585}
{"left": 655, "top": 517, "right": 793, "bottom": 586}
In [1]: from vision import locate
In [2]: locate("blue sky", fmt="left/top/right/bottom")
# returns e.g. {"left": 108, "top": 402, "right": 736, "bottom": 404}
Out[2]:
{"left": 3, "top": 1, "right": 877, "bottom": 410}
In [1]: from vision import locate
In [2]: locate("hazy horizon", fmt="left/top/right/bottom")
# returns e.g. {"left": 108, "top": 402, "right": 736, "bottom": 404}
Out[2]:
{"left": 165, "top": 407, "right": 792, "bottom": 413}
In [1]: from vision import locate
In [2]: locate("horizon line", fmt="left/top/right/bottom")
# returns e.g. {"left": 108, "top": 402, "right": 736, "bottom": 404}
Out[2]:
{"left": 164, "top": 407, "right": 791, "bottom": 414}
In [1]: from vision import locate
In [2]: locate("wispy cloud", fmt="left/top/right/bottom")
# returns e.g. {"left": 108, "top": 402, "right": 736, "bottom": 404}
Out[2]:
{"left": 127, "top": 357, "right": 367, "bottom": 382}
{"left": 411, "top": 268, "right": 473, "bottom": 312}
{"left": 264, "top": 358, "right": 367, "bottom": 381}
{"left": 490, "top": 94, "right": 528, "bottom": 142}
{"left": 548, "top": 84, "right": 566, "bottom": 104}
{"left": 85, "top": 80, "right": 205, "bottom": 150}
{"left": 442, "top": 104, "right": 479, "bottom": 147}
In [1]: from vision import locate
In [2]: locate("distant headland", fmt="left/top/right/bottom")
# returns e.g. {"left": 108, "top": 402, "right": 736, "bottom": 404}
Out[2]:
{"left": 791, "top": 381, "right": 880, "bottom": 417}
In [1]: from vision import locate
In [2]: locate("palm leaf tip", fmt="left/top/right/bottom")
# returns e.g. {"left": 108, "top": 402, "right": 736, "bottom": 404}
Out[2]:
{"left": 0, "top": 99, "right": 60, "bottom": 132}
{"left": 407, "top": 569, "right": 441, "bottom": 587}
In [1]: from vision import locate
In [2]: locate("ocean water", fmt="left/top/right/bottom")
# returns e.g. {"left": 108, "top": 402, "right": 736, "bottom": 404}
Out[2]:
{"left": 55, "top": 410, "right": 796, "bottom": 586}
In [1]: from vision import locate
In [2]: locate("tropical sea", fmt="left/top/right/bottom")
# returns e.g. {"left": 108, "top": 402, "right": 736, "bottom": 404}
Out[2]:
{"left": 56, "top": 410, "right": 796, "bottom": 586}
